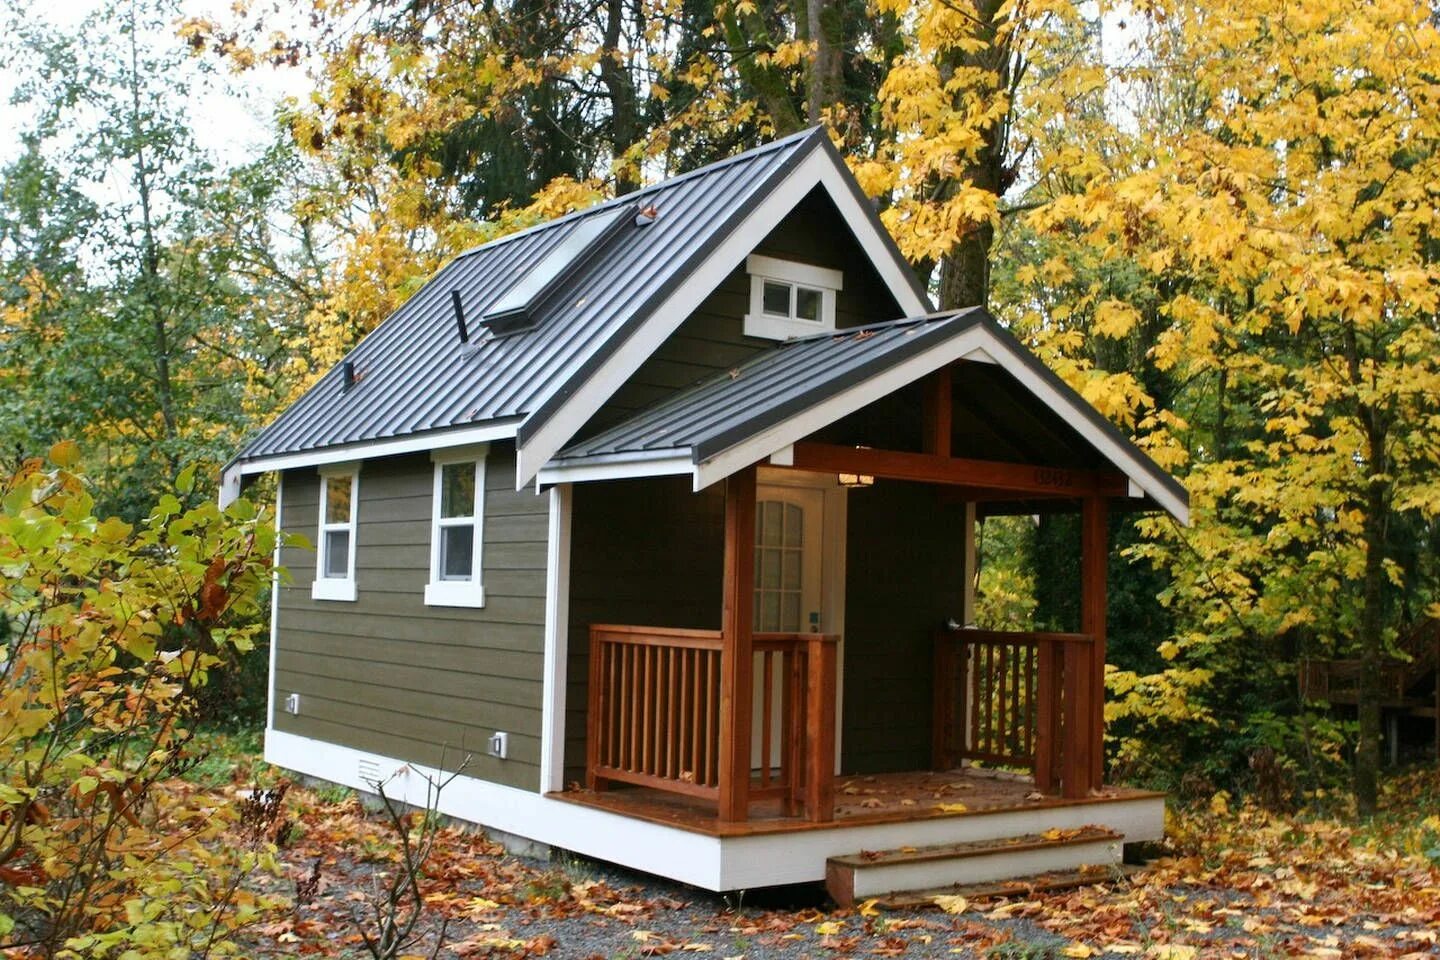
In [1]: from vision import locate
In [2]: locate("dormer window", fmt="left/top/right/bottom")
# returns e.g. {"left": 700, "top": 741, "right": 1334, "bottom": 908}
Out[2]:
{"left": 744, "top": 255, "right": 843, "bottom": 341}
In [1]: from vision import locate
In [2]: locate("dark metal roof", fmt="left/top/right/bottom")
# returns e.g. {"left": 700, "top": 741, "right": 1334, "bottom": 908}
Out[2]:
{"left": 234, "top": 127, "right": 836, "bottom": 463}
{"left": 551, "top": 308, "right": 1191, "bottom": 518}
{"left": 554, "top": 311, "right": 984, "bottom": 462}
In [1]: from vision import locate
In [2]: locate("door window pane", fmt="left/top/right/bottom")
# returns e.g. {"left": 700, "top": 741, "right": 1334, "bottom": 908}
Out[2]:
{"left": 440, "top": 462, "right": 476, "bottom": 519}
{"left": 324, "top": 529, "right": 350, "bottom": 578}
{"left": 325, "top": 476, "right": 352, "bottom": 524}
{"left": 762, "top": 280, "right": 791, "bottom": 316}
{"left": 754, "top": 499, "right": 805, "bottom": 633}
{"left": 440, "top": 523, "right": 474, "bottom": 580}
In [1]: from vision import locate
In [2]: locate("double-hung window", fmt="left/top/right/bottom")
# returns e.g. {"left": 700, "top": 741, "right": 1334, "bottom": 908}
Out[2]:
{"left": 743, "top": 254, "right": 843, "bottom": 341}
{"left": 312, "top": 463, "right": 359, "bottom": 601}
{"left": 424, "top": 446, "right": 487, "bottom": 608}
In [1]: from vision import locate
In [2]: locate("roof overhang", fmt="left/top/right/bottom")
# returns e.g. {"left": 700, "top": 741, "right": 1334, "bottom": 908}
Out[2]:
{"left": 218, "top": 419, "right": 521, "bottom": 507}
{"left": 539, "top": 315, "right": 1190, "bottom": 525}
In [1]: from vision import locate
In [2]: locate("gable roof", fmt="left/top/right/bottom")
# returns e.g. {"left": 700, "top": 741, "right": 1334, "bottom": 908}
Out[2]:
{"left": 226, "top": 128, "right": 931, "bottom": 488}
{"left": 540, "top": 310, "right": 1191, "bottom": 524}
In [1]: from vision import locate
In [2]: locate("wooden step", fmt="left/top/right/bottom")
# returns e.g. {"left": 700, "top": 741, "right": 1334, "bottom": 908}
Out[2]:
{"left": 825, "top": 826, "right": 1123, "bottom": 907}
{"left": 870, "top": 862, "right": 1142, "bottom": 911}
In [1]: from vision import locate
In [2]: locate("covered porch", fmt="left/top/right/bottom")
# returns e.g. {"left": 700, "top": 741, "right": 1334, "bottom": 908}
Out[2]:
{"left": 557, "top": 451, "right": 1116, "bottom": 830}
{"left": 541, "top": 312, "right": 1187, "bottom": 868}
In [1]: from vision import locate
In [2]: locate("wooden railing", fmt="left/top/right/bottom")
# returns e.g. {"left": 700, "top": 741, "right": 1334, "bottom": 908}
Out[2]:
{"left": 586, "top": 625, "right": 837, "bottom": 820}
{"left": 933, "top": 629, "right": 1097, "bottom": 798}
{"left": 587, "top": 625, "right": 724, "bottom": 799}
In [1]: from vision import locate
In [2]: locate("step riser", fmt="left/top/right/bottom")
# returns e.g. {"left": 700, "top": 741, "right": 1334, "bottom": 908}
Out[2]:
{"left": 828, "top": 837, "right": 1121, "bottom": 905}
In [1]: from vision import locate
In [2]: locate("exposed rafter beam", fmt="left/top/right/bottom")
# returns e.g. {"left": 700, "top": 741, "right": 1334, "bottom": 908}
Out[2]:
{"left": 785, "top": 442, "right": 1129, "bottom": 499}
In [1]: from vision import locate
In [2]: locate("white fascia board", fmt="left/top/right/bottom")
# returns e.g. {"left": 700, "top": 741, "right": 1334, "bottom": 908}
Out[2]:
{"left": 536, "top": 451, "right": 695, "bottom": 486}
{"left": 515, "top": 147, "right": 932, "bottom": 489}
{"left": 691, "top": 325, "right": 1190, "bottom": 526}
{"left": 233, "top": 420, "right": 520, "bottom": 476}
{"left": 218, "top": 463, "right": 244, "bottom": 508}
{"left": 975, "top": 333, "right": 1191, "bottom": 526}
{"left": 693, "top": 327, "right": 990, "bottom": 489}
{"left": 264, "top": 729, "right": 723, "bottom": 889}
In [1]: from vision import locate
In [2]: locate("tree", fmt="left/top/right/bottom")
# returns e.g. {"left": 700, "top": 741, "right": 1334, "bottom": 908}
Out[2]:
{"left": 0, "top": 0, "right": 323, "bottom": 517}
{"left": 0, "top": 443, "right": 289, "bottom": 955}
{"left": 1018, "top": 0, "right": 1440, "bottom": 810}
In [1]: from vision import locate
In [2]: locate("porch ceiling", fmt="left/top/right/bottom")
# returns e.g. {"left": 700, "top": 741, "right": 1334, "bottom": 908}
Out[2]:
{"left": 543, "top": 309, "right": 1189, "bottom": 523}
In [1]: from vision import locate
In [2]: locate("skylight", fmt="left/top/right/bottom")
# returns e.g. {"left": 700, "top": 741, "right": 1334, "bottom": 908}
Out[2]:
{"left": 480, "top": 204, "right": 633, "bottom": 335}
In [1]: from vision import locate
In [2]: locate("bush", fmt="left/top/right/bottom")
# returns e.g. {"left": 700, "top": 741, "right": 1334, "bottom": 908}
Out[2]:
{"left": 0, "top": 444, "right": 292, "bottom": 957}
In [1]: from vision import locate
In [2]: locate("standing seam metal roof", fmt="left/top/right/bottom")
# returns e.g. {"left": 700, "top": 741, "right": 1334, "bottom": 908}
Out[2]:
{"left": 234, "top": 127, "right": 832, "bottom": 462}
{"left": 550, "top": 308, "right": 1191, "bottom": 517}
{"left": 553, "top": 311, "right": 984, "bottom": 462}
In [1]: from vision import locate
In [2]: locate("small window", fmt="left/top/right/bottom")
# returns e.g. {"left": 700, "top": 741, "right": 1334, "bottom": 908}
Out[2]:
{"left": 743, "top": 254, "right": 843, "bottom": 341}
{"left": 425, "top": 446, "right": 487, "bottom": 608}
{"left": 313, "top": 464, "right": 359, "bottom": 601}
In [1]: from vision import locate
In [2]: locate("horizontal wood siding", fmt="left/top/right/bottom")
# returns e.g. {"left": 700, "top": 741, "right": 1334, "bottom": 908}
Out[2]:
{"left": 581, "top": 185, "right": 909, "bottom": 435}
{"left": 563, "top": 477, "right": 726, "bottom": 784}
{"left": 273, "top": 443, "right": 550, "bottom": 791}
{"left": 841, "top": 480, "right": 967, "bottom": 774}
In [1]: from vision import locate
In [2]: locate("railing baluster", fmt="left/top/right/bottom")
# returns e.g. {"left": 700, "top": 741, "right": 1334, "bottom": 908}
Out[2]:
{"left": 761, "top": 650, "right": 774, "bottom": 788}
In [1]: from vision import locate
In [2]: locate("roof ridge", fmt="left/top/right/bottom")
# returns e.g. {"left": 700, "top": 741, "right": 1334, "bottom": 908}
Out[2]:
{"left": 452, "top": 127, "right": 829, "bottom": 261}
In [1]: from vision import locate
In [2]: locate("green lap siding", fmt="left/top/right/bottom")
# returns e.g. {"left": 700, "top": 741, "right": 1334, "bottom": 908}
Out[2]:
{"left": 272, "top": 442, "right": 550, "bottom": 791}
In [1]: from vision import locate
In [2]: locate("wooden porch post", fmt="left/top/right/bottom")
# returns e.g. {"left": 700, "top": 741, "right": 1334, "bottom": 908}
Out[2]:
{"left": 718, "top": 464, "right": 757, "bottom": 821}
{"left": 1080, "top": 496, "right": 1109, "bottom": 792}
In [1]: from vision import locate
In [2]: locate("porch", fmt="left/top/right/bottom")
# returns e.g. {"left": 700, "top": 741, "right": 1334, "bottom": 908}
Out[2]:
{"left": 541, "top": 332, "right": 1188, "bottom": 892}
{"left": 559, "top": 358, "right": 1118, "bottom": 822}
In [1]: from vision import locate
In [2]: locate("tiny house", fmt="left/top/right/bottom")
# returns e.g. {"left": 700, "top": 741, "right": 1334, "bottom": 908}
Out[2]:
{"left": 223, "top": 129, "right": 1188, "bottom": 902}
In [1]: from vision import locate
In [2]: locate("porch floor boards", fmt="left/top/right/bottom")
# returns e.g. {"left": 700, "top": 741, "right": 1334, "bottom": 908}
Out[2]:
{"left": 549, "top": 768, "right": 1160, "bottom": 838}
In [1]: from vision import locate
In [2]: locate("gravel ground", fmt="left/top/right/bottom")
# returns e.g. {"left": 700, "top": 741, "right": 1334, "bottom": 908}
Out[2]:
{"left": 261, "top": 843, "right": 1440, "bottom": 959}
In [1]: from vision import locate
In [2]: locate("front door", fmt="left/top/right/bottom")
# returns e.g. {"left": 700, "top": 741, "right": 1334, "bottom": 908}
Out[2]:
{"left": 751, "top": 485, "right": 825, "bottom": 769}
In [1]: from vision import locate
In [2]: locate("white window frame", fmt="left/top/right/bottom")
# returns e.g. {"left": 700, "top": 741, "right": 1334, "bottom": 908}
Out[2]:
{"left": 424, "top": 444, "right": 488, "bottom": 608}
{"left": 743, "top": 254, "right": 843, "bottom": 341}
{"left": 312, "top": 462, "right": 359, "bottom": 602}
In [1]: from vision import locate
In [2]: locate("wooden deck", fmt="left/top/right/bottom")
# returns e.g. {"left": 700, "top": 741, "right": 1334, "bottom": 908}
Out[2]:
{"left": 551, "top": 767, "right": 1160, "bottom": 838}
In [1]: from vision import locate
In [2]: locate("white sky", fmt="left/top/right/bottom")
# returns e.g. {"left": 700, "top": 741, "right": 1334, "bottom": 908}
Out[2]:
{"left": 0, "top": 0, "right": 311, "bottom": 171}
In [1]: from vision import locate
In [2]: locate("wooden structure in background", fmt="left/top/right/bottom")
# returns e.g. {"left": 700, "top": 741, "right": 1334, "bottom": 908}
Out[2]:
{"left": 1302, "top": 619, "right": 1440, "bottom": 761}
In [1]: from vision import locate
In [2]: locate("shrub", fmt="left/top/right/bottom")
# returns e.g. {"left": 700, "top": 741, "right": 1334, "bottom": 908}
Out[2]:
{"left": 0, "top": 445, "right": 292, "bottom": 957}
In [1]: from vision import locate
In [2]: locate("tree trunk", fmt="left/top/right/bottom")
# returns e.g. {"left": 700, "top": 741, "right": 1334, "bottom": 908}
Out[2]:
{"left": 933, "top": 0, "right": 1010, "bottom": 310}
{"left": 804, "top": 0, "right": 842, "bottom": 123}
{"left": 599, "top": 0, "right": 641, "bottom": 195}
{"left": 1354, "top": 466, "right": 1389, "bottom": 816}
{"left": 721, "top": 5, "right": 806, "bottom": 135}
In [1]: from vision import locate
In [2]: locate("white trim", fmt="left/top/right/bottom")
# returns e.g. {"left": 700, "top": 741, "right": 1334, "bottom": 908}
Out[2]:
{"left": 263, "top": 728, "right": 1163, "bottom": 892}
{"left": 219, "top": 464, "right": 243, "bottom": 508}
{"left": 263, "top": 729, "right": 724, "bottom": 889}
{"left": 516, "top": 147, "right": 932, "bottom": 488}
{"left": 537, "top": 452, "right": 695, "bottom": 486}
{"left": 311, "top": 462, "right": 360, "bottom": 602}
{"left": 235, "top": 421, "right": 519, "bottom": 477}
{"left": 744, "top": 255, "right": 841, "bottom": 341}
{"left": 266, "top": 477, "right": 283, "bottom": 731}
{"left": 692, "top": 327, "right": 989, "bottom": 489}
{"left": 976, "top": 333, "right": 1191, "bottom": 525}
{"left": 424, "top": 445, "right": 489, "bottom": 609}
{"left": 539, "top": 484, "right": 573, "bottom": 794}
{"left": 768, "top": 445, "right": 794, "bottom": 467}
{"left": 745, "top": 254, "right": 844, "bottom": 289}
{"left": 715, "top": 795, "right": 1164, "bottom": 889}
{"left": 687, "top": 325, "right": 1190, "bottom": 526}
